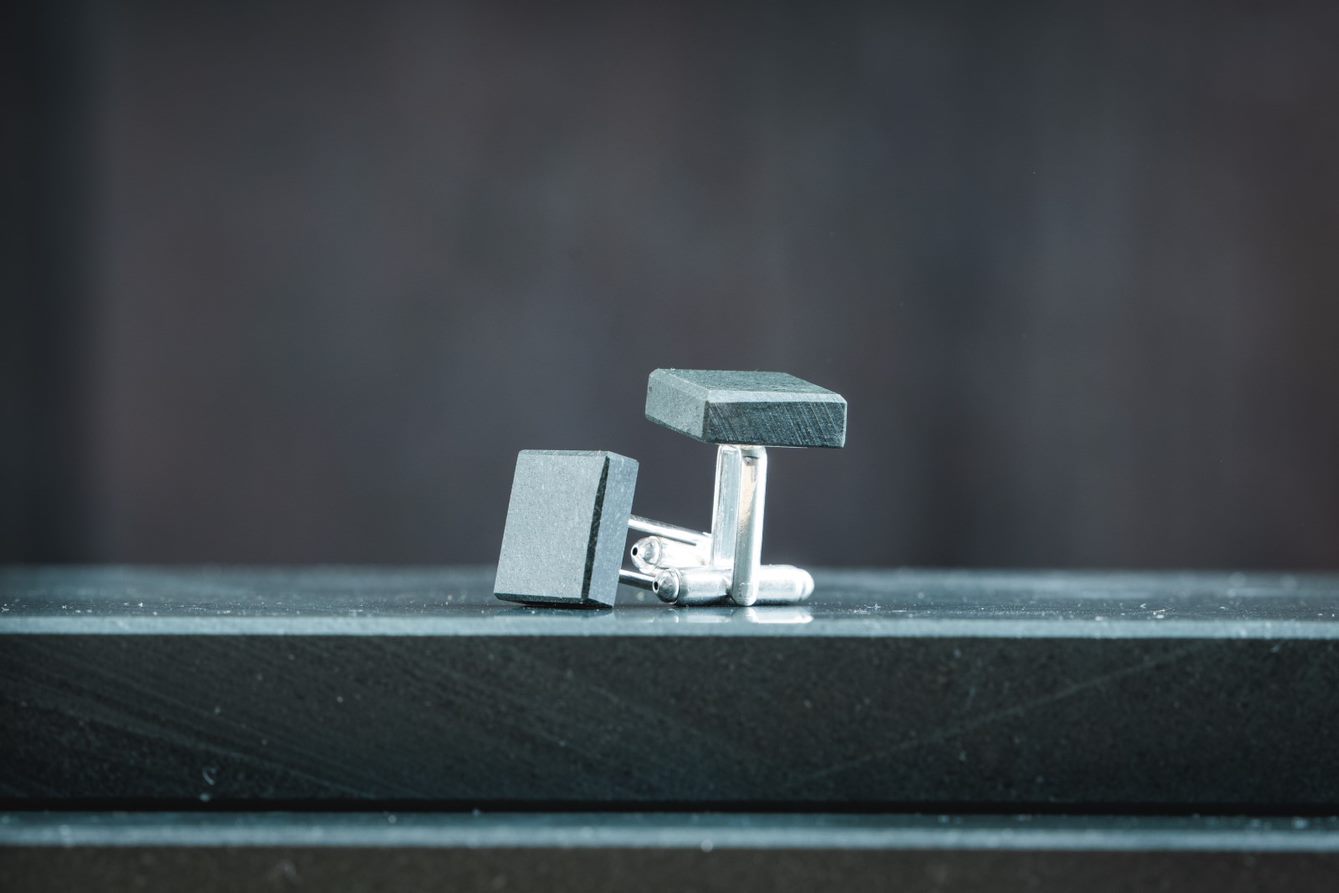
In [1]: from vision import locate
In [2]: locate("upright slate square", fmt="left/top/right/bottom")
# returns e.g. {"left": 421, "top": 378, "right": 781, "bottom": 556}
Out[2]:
{"left": 494, "top": 450, "right": 638, "bottom": 607}
{"left": 645, "top": 369, "right": 848, "bottom": 448}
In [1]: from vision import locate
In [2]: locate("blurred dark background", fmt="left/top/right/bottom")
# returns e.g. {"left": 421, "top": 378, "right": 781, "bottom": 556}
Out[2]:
{"left": 4, "top": 0, "right": 1338, "bottom": 569}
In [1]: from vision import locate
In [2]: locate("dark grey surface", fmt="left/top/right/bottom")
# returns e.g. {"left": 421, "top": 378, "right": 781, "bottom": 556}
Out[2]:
{"left": 493, "top": 451, "right": 638, "bottom": 607}
{"left": 2, "top": 567, "right": 1337, "bottom": 808}
{"left": 2, "top": 813, "right": 1338, "bottom": 893}
{"left": 645, "top": 369, "right": 847, "bottom": 448}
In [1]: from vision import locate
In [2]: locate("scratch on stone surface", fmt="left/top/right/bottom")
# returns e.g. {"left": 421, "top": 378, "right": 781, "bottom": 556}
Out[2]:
{"left": 778, "top": 641, "right": 1213, "bottom": 793}
{"left": 11, "top": 640, "right": 403, "bottom": 798}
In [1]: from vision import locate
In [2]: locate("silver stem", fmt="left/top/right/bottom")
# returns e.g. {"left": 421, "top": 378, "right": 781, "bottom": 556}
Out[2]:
{"left": 709, "top": 445, "right": 742, "bottom": 568}
{"left": 627, "top": 515, "right": 709, "bottom": 547}
{"left": 731, "top": 445, "right": 767, "bottom": 607}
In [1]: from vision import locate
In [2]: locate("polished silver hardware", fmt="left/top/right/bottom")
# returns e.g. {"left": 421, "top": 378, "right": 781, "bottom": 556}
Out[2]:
{"left": 495, "top": 370, "right": 846, "bottom": 608}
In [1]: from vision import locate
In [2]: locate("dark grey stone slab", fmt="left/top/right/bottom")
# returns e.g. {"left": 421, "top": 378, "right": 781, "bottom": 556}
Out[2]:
{"left": 2, "top": 567, "right": 1338, "bottom": 808}
{"left": 493, "top": 451, "right": 638, "bottom": 607}
{"left": 3, "top": 813, "right": 1338, "bottom": 893}
{"left": 644, "top": 369, "right": 847, "bottom": 447}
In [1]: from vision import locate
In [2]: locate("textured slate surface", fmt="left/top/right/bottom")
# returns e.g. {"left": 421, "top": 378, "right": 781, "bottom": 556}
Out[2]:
{"left": 3, "top": 813, "right": 1339, "bottom": 893}
{"left": 644, "top": 369, "right": 847, "bottom": 447}
{"left": 494, "top": 451, "right": 638, "bottom": 606}
{"left": 2, "top": 567, "right": 1338, "bottom": 808}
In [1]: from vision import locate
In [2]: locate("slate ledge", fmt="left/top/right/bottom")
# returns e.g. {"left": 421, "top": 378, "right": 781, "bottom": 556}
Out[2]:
{"left": 2, "top": 567, "right": 1336, "bottom": 638}
{"left": 3, "top": 567, "right": 1338, "bottom": 809}
{"left": 4, "top": 812, "right": 1339, "bottom": 852}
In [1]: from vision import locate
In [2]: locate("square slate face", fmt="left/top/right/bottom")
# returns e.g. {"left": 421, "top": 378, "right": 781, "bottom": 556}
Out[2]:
{"left": 645, "top": 369, "right": 847, "bottom": 448}
{"left": 494, "top": 450, "right": 638, "bottom": 607}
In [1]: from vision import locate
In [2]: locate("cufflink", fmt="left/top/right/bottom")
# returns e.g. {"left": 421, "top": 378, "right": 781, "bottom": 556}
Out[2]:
{"left": 493, "top": 369, "right": 847, "bottom": 608}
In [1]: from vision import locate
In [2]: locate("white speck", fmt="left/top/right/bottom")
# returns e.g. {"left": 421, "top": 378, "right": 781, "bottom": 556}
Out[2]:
{"left": 202, "top": 766, "right": 217, "bottom": 786}
{"left": 269, "top": 860, "right": 300, "bottom": 884}
{"left": 1293, "top": 817, "right": 1309, "bottom": 830}
{"left": 336, "top": 696, "right": 344, "bottom": 704}
{"left": 199, "top": 792, "right": 212, "bottom": 803}
{"left": 213, "top": 706, "right": 222, "bottom": 715}
{"left": 386, "top": 814, "right": 398, "bottom": 825}
{"left": 700, "top": 840, "right": 714, "bottom": 852}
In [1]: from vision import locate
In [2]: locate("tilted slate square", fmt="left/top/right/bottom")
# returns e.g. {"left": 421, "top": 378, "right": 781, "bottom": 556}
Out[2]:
{"left": 494, "top": 450, "right": 638, "bottom": 607}
{"left": 645, "top": 369, "right": 847, "bottom": 448}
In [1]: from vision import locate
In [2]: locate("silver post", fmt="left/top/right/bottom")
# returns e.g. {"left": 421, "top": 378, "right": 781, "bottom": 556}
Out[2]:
{"left": 731, "top": 445, "right": 767, "bottom": 606}
{"left": 710, "top": 445, "right": 742, "bottom": 568}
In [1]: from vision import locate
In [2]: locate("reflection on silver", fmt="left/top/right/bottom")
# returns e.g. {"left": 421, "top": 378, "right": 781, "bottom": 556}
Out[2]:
{"left": 738, "top": 606, "right": 814, "bottom": 625}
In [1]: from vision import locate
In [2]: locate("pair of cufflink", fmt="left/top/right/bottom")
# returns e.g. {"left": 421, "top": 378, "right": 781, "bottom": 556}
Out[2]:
{"left": 493, "top": 369, "right": 847, "bottom": 608}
